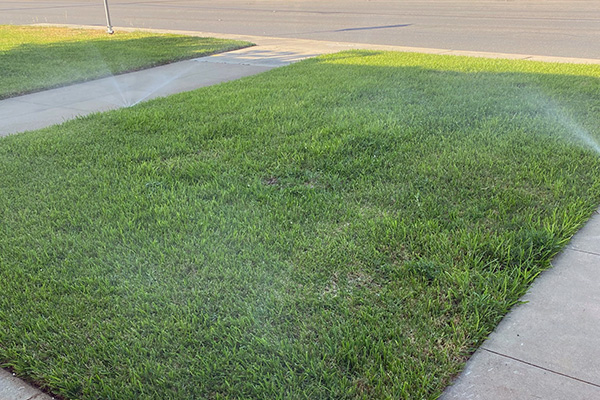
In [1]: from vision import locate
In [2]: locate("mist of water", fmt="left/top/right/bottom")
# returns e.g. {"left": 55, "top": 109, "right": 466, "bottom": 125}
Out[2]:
{"left": 80, "top": 42, "right": 132, "bottom": 107}
{"left": 80, "top": 42, "right": 198, "bottom": 108}
{"left": 527, "top": 90, "right": 600, "bottom": 156}
{"left": 551, "top": 106, "right": 600, "bottom": 155}
{"left": 128, "top": 62, "right": 198, "bottom": 107}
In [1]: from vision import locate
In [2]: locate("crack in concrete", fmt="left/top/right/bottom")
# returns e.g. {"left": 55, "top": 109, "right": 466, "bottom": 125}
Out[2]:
{"left": 565, "top": 247, "right": 600, "bottom": 258}
{"left": 481, "top": 348, "right": 600, "bottom": 389}
{"left": 26, "top": 392, "right": 50, "bottom": 400}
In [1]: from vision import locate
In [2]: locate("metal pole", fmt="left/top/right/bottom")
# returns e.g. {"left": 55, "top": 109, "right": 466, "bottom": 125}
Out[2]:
{"left": 103, "top": 0, "right": 114, "bottom": 34}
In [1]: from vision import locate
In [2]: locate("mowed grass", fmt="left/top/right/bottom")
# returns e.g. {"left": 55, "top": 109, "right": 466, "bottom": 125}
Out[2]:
{"left": 0, "top": 25, "right": 251, "bottom": 99}
{"left": 1, "top": 51, "right": 600, "bottom": 399}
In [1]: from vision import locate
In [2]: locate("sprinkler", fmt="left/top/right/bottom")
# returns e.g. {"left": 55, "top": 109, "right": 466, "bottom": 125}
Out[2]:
{"left": 103, "top": 0, "right": 114, "bottom": 34}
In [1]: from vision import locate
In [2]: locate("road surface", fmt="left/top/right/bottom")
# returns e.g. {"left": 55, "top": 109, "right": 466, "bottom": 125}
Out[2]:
{"left": 1, "top": 0, "right": 599, "bottom": 59}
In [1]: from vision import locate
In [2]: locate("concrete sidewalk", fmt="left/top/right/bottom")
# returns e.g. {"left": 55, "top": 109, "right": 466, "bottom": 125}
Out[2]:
{"left": 1, "top": 25, "right": 600, "bottom": 400}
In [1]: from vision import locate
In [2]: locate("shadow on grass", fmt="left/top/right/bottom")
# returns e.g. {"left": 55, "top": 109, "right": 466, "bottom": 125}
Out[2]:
{"left": 0, "top": 34, "right": 251, "bottom": 99}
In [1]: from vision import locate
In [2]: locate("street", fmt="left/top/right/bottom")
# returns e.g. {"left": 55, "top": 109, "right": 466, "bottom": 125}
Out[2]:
{"left": 1, "top": 0, "right": 599, "bottom": 59}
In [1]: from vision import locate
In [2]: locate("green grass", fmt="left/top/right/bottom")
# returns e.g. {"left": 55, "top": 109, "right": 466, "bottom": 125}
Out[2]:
{"left": 1, "top": 51, "right": 600, "bottom": 399}
{"left": 0, "top": 25, "right": 251, "bottom": 99}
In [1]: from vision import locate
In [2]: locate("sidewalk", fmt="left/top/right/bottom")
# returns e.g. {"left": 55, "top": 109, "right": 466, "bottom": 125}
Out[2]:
{"left": 1, "top": 25, "right": 600, "bottom": 400}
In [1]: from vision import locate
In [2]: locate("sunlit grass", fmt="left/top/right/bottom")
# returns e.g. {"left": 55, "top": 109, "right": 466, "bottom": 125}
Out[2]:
{"left": 1, "top": 51, "right": 600, "bottom": 399}
{"left": 0, "top": 25, "right": 251, "bottom": 99}
{"left": 328, "top": 50, "right": 600, "bottom": 77}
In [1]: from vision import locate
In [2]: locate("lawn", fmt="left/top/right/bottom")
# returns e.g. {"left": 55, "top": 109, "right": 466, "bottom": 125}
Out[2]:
{"left": 0, "top": 25, "right": 251, "bottom": 99}
{"left": 1, "top": 51, "right": 600, "bottom": 399}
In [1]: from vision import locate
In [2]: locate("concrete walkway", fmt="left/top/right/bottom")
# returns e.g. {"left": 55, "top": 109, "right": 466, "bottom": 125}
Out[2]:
{"left": 1, "top": 25, "right": 600, "bottom": 400}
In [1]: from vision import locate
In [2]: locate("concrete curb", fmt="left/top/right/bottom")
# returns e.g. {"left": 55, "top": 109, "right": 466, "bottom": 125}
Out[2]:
{"left": 32, "top": 23, "right": 600, "bottom": 65}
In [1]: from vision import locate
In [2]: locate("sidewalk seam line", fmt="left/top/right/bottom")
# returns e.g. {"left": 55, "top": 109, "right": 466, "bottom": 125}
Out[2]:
{"left": 565, "top": 247, "right": 600, "bottom": 257}
{"left": 481, "top": 348, "right": 600, "bottom": 389}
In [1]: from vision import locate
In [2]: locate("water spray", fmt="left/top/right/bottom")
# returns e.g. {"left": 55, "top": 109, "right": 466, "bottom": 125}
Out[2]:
{"left": 103, "top": 0, "right": 114, "bottom": 34}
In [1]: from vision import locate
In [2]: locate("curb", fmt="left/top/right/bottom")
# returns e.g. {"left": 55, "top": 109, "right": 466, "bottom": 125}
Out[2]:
{"left": 31, "top": 23, "right": 600, "bottom": 65}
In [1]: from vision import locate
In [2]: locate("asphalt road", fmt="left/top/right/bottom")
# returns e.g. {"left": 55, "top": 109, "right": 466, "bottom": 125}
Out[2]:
{"left": 2, "top": 0, "right": 599, "bottom": 59}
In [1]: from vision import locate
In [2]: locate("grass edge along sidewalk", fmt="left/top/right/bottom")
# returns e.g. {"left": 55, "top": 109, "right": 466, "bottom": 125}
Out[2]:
{"left": 1, "top": 50, "right": 600, "bottom": 399}
{"left": 0, "top": 24, "right": 252, "bottom": 99}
